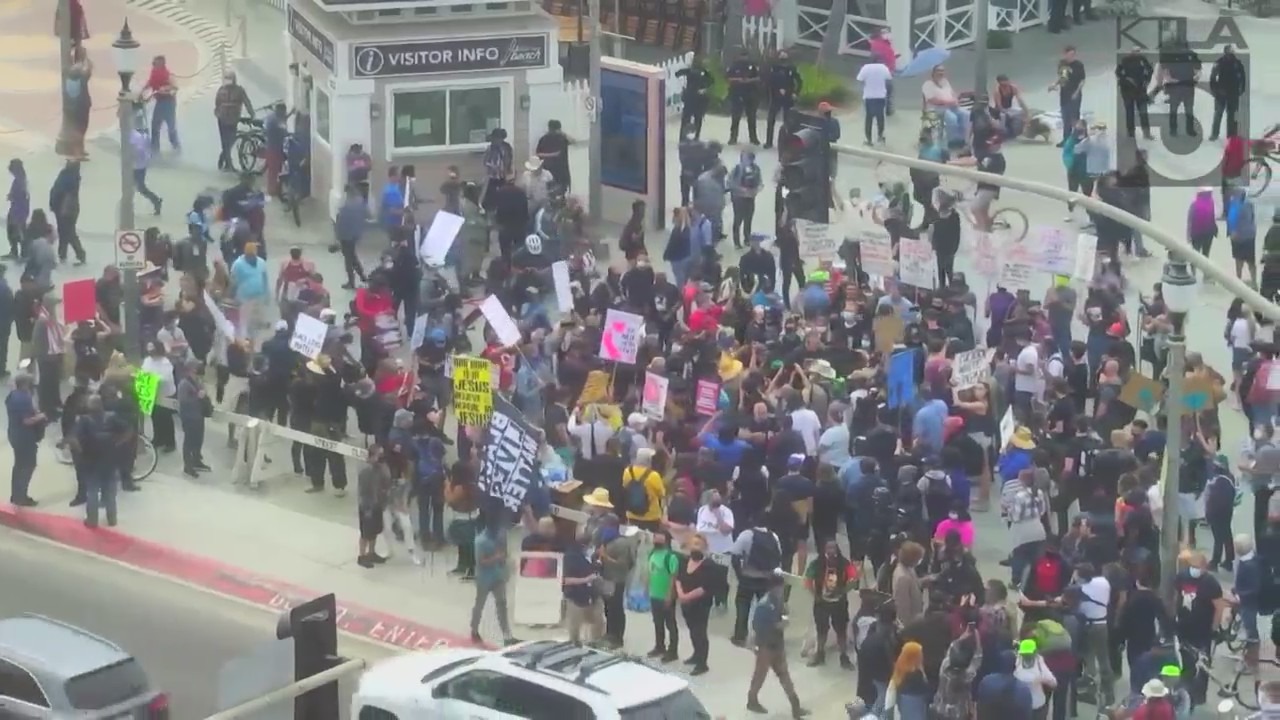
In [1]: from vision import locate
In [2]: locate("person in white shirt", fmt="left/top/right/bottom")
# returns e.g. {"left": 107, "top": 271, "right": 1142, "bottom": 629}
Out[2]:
{"left": 695, "top": 489, "right": 736, "bottom": 556}
{"left": 1013, "top": 336, "right": 1042, "bottom": 423}
{"left": 1075, "top": 563, "right": 1116, "bottom": 706}
{"left": 788, "top": 400, "right": 822, "bottom": 457}
{"left": 921, "top": 65, "right": 969, "bottom": 146}
{"left": 856, "top": 61, "right": 892, "bottom": 145}
{"left": 156, "top": 313, "right": 190, "bottom": 362}
{"left": 1013, "top": 639, "right": 1058, "bottom": 711}
{"left": 568, "top": 407, "right": 614, "bottom": 460}
{"left": 139, "top": 340, "right": 178, "bottom": 453}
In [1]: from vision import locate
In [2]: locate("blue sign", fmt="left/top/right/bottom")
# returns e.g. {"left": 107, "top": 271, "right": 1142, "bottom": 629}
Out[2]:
{"left": 886, "top": 349, "right": 917, "bottom": 410}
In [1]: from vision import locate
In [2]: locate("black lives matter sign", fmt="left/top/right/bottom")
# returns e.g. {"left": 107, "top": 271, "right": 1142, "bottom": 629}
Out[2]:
{"left": 352, "top": 35, "right": 549, "bottom": 79}
{"left": 1114, "top": 14, "right": 1249, "bottom": 187}
{"left": 477, "top": 398, "right": 541, "bottom": 513}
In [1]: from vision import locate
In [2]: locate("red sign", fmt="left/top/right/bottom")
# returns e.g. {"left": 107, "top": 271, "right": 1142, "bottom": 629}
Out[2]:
{"left": 694, "top": 379, "right": 720, "bottom": 416}
{"left": 62, "top": 278, "right": 96, "bottom": 325}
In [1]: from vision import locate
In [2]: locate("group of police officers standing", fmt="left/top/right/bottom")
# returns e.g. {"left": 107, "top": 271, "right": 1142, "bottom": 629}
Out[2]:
{"left": 675, "top": 50, "right": 805, "bottom": 148}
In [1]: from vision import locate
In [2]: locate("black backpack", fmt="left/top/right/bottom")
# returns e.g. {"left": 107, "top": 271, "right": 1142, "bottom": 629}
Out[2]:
{"left": 625, "top": 468, "right": 652, "bottom": 515}
{"left": 746, "top": 528, "right": 782, "bottom": 573}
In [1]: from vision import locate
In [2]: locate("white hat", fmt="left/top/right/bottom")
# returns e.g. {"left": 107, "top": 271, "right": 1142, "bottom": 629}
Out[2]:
{"left": 524, "top": 157, "right": 543, "bottom": 172}
{"left": 274, "top": 319, "right": 289, "bottom": 332}
{"left": 627, "top": 413, "right": 648, "bottom": 428}
{"left": 319, "top": 308, "right": 337, "bottom": 320}
{"left": 1141, "top": 679, "right": 1169, "bottom": 699}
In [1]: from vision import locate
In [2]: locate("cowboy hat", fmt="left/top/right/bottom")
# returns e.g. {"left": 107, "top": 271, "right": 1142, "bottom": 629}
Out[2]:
{"left": 524, "top": 157, "right": 543, "bottom": 172}
{"left": 1011, "top": 427, "right": 1036, "bottom": 450}
{"left": 806, "top": 359, "right": 838, "bottom": 380}
{"left": 1141, "top": 679, "right": 1169, "bottom": 699}
{"left": 583, "top": 487, "right": 613, "bottom": 509}
{"left": 305, "top": 354, "right": 333, "bottom": 375}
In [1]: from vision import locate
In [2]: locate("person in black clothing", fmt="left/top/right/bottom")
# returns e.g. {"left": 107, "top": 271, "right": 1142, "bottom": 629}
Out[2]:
{"left": 764, "top": 50, "right": 802, "bottom": 149}
{"left": 776, "top": 220, "right": 803, "bottom": 307}
{"left": 675, "top": 533, "right": 716, "bottom": 675}
{"left": 1158, "top": 39, "right": 1202, "bottom": 137}
{"left": 737, "top": 234, "right": 776, "bottom": 294}
{"left": 926, "top": 196, "right": 961, "bottom": 286}
{"left": 534, "top": 119, "right": 572, "bottom": 192}
{"left": 490, "top": 179, "right": 528, "bottom": 261}
{"left": 1051, "top": 48, "right": 1086, "bottom": 147}
{"left": 725, "top": 51, "right": 762, "bottom": 146}
{"left": 0, "top": 264, "right": 12, "bottom": 378}
{"left": 49, "top": 159, "right": 86, "bottom": 265}
{"left": 1116, "top": 565, "right": 1168, "bottom": 693}
{"left": 1209, "top": 46, "right": 1247, "bottom": 141}
{"left": 1118, "top": 149, "right": 1153, "bottom": 258}
{"left": 1116, "top": 48, "right": 1154, "bottom": 139}
{"left": 677, "top": 135, "right": 707, "bottom": 207}
{"left": 675, "top": 57, "right": 714, "bottom": 140}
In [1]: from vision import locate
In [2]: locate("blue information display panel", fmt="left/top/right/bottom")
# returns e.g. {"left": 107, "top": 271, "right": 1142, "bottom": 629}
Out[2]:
{"left": 600, "top": 69, "right": 649, "bottom": 194}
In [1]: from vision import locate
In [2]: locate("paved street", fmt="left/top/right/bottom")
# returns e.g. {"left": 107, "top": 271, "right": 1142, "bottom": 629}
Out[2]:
{"left": 0, "top": 525, "right": 385, "bottom": 717}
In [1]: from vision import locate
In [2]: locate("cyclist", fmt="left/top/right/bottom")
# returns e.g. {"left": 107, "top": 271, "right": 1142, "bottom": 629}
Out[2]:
{"left": 972, "top": 133, "right": 1007, "bottom": 233}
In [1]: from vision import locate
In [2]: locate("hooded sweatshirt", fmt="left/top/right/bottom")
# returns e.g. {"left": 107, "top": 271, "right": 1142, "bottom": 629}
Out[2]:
{"left": 975, "top": 651, "right": 1034, "bottom": 718}
{"left": 1228, "top": 190, "right": 1257, "bottom": 241}
{"left": 728, "top": 153, "right": 763, "bottom": 199}
{"left": 1186, "top": 190, "right": 1218, "bottom": 239}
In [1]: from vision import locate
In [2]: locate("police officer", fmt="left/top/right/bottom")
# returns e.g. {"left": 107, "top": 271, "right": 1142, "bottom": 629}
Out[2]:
{"left": 726, "top": 50, "right": 762, "bottom": 146}
{"left": 1158, "top": 38, "right": 1202, "bottom": 137}
{"left": 1116, "top": 47, "right": 1154, "bottom": 140}
{"left": 679, "top": 134, "right": 706, "bottom": 207}
{"left": 765, "top": 50, "right": 803, "bottom": 149}
{"left": 676, "top": 57, "right": 714, "bottom": 140}
{"left": 1209, "top": 45, "right": 1247, "bottom": 141}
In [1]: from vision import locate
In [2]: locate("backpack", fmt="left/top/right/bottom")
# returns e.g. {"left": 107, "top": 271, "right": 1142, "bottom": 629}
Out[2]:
{"left": 746, "top": 528, "right": 782, "bottom": 573}
{"left": 625, "top": 468, "right": 652, "bottom": 516}
{"left": 1032, "top": 554, "right": 1066, "bottom": 596}
{"left": 1204, "top": 473, "right": 1238, "bottom": 517}
{"left": 1029, "top": 618, "right": 1073, "bottom": 655}
{"left": 617, "top": 428, "right": 639, "bottom": 462}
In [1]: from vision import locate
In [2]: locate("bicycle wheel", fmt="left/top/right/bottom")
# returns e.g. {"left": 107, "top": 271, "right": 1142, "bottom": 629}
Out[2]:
{"left": 132, "top": 435, "right": 158, "bottom": 482}
{"left": 1248, "top": 158, "right": 1272, "bottom": 198}
{"left": 235, "top": 134, "right": 265, "bottom": 174}
{"left": 990, "top": 206, "right": 1029, "bottom": 242}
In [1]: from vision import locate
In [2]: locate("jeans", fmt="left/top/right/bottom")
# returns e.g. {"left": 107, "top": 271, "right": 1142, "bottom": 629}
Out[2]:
{"left": 54, "top": 211, "right": 85, "bottom": 262}
{"left": 134, "top": 168, "right": 163, "bottom": 212}
{"left": 180, "top": 414, "right": 205, "bottom": 471}
{"left": 732, "top": 578, "right": 768, "bottom": 643}
{"left": 1083, "top": 622, "right": 1116, "bottom": 705}
{"left": 5, "top": 220, "right": 22, "bottom": 257}
{"left": 9, "top": 439, "right": 36, "bottom": 501}
{"left": 1010, "top": 540, "right": 1042, "bottom": 586}
{"left": 896, "top": 692, "right": 930, "bottom": 720}
{"left": 217, "top": 119, "right": 237, "bottom": 170}
{"left": 669, "top": 257, "right": 693, "bottom": 288}
{"left": 85, "top": 467, "right": 118, "bottom": 527}
{"left": 864, "top": 98, "right": 887, "bottom": 142}
{"left": 151, "top": 96, "right": 180, "bottom": 150}
{"left": 747, "top": 645, "right": 801, "bottom": 709}
{"left": 1209, "top": 514, "right": 1236, "bottom": 567}
{"left": 1129, "top": 200, "right": 1150, "bottom": 255}
{"left": 1212, "top": 95, "right": 1240, "bottom": 138}
{"left": 936, "top": 107, "right": 969, "bottom": 145}
{"left": 651, "top": 600, "right": 679, "bottom": 653}
{"left": 470, "top": 580, "right": 513, "bottom": 639}
{"left": 416, "top": 478, "right": 445, "bottom": 544}
{"left": 731, "top": 196, "right": 756, "bottom": 247}
{"left": 1060, "top": 94, "right": 1082, "bottom": 136}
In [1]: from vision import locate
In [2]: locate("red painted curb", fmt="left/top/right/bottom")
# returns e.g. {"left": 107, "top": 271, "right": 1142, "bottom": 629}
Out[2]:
{"left": 0, "top": 504, "right": 477, "bottom": 651}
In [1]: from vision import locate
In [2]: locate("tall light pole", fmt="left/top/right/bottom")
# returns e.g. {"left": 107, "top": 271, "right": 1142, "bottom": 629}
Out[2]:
{"left": 973, "top": 0, "right": 990, "bottom": 108}
{"left": 55, "top": 0, "right": 74, "bottom": 156}
{"left": 1158, "top": 259, "right": 1196, "bottom": 609}
{"left": 113, "top": 22, "right": 143, "bottom": 362}
{"left": 586, "top": 0, "right": 602, "bottom": 221}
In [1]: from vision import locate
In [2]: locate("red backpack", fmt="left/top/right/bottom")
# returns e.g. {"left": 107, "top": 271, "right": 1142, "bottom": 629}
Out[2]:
{"left": 1033, "top": 554, "right": 1066, "bottom": 596}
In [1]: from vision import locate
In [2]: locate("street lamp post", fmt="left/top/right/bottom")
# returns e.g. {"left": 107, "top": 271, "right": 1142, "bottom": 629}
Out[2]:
{"left": 1158, "top": 259, "right": 1197, "bottom": 609}
{"left": 113, "top": 22, "right": 143, "bottom": 362}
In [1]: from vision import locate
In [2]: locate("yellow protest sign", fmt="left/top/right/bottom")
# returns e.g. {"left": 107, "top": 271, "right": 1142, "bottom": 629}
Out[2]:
{"left": 452, "top": 356, "right": 493, "bottom": 427}
{"left": 134, "top": 371, "right": 160, "bottom": 416}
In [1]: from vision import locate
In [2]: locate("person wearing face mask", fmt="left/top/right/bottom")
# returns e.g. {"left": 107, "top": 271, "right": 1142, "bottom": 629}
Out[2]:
{"left": 212, "top": 71, "right": 253, "bottom": 172}
{"left": 1174, "top": 551, "right": 1226, "bottom": 679}
{"left": 804, "top": 539, "right": 857, "bottom": 669}
{"left": 1061, "top": 120, "right": 1090, "bottom": 221}
{"left": 728, "top": 151, "right": 762, "bottom": 250}
{"left": 747, "top": 573, "right": 810, "bottom": 717}
{"left": 675, "top": 533, "right": 717, "bottom": 675}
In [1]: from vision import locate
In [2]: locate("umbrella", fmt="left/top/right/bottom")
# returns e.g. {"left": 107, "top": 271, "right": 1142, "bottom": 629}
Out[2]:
{"left": 897, "top": 47, "right": 951, "bottom": 78}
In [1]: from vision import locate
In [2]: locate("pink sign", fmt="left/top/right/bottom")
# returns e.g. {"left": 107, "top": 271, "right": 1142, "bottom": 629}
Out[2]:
{"left": 694, "top": 379, "right": 720, "bottom": 416}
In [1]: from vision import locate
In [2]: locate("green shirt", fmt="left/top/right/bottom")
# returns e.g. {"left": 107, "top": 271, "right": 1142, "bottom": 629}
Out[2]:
{"left": 648, "top": 548, "right": 681, "bottom": 600}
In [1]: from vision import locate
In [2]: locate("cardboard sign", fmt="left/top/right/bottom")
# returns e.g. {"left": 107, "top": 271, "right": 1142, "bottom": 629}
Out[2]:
{"left": 452, "top": 356, "right": 495, "bottom": 427}
{"left": 873, "top": 313, "right": 904, "bottom": 356}
{"left": 134, "top": 371, "right": 160, "bottom": 416}
{"left": 419, "top": 210, "right": 463, "bottom": 265}
{"left": 1035, "top": 226, "right": 1074, "bottom": 275}
{"left": 998, "top": 407, "right": 1015, "bottom": 448}
{"left": 795, "top": 219, "right": 839, "bottom": 262}
{"left": 551, "top": 261, "right": 574, "bottom": 313}
{"left": 1118, "top": 372, "right": 1165, "bottom": 412}
{"left": 1182, "top": 374, "right": 1219, "bottom": 412}
{"left": 514, "top": 551, "right": 565, "bottom": 627}
{"left": 952, "top": 349, "right": 989, "bottom": 389}
{"left": 288, "top": 313, "right": 328, "bottom": 360}
{"left": 599, "top": 308, "right": 644, "bottom": 364}
{"left": 480, "top": 295, "right": 522, "bottom": 347}
{"left": 897, "top": 237, "right": 937, "bottom": 289}
{"left": 854, "top": 228, "right": 895, "bottom": 278}
{"left": 1073, "top": 234, "right": 1099, "bottom": 282}
{"left": 998, "top": 261, "right": 1034, "bottom": 291}
{"left": 642, "top": 372, "right": 668, "bottom": 421}
{"left": 694, "top": 379, "right": 720, "bottom": 416}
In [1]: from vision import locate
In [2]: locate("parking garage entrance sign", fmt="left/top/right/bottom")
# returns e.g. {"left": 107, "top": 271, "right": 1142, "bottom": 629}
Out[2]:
{"left": 352, "top": 35, "right": 549, "bottom": 78}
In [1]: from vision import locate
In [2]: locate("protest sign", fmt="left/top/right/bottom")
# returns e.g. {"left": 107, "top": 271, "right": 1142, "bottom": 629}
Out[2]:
{"left": 62, "top": 279, "right": 96, "bottom": 325}
{"left": 886, "top": 349, "right": 917, "bottom": 410}
{"left": 795, "top": 220, "right": 839, "bottom": 263}
{"left": 1118, "top": 372, "right": 1164, "bottom": 412}
{"left": 1073, "top": 234, "right": 1098, "bottom": 282}
{"left": 1035, "top": 227, "right": 1074, "bottom": 275}
{"left": 999, "top": 407, "right": 1015, "bottom": 448}
{"left": 694, "top": 379, "right": 720, "bottom": 415}
{"left": 288, "top": 314, "right": 328, "bottom": 360}
{"left": 599, "top": 308, "right": 644, "bottom": 364}
{"left": 419, "top": 210, "right": 464, "bottom": 266}
{"left": 514, "top": 551, "right": 565, "bottom": 626}
{"left": 952, "top": 349, "right": 989, "bottom": 389}
{"left": 477, "top": 397, "right": 542, "bottom": 513}
{"left": 854, "top": 227, "right": 895, "bottom": 278}
{"left": 873, "top": 313, "right": 904, "bottom": 356}
{"left": 642, "top": 372, "right": 668, "bottom": 421}
{"left": 453, "top": 356, "right": 494, "bottom": 427}
{"left": 551, "top": 261, "right": 574, "bottom": 313}
{"left": 1182, "top": 375, "right": 1220, "bottom": 412}
{"left": 998, "top": 261, "right": 1034, "bottom": 291}
{"left": 134, "top": 371, "right": 160, "bottom": 416}
{"left": 480, "top": 295, "right": 522, "bottom": 347}
{"left": 203, "top": 291, "right": 236, "bottom": 339}
{"left": 897, "top": 238, "right": 937, "bottom": 288}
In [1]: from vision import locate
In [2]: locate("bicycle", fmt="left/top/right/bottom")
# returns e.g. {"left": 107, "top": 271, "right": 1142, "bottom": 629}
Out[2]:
{"left": 1218, "top": 653, "right": 1279, "bottom": 711}
{"left": 935, "top": 187, "right": 1030, "bottom": 241}
{"left": 1214, "top": 611, "right": 1246, "bottom": 655}
{"left": 56, "top": 430, "right": 158, "bottom": 483}
{"left": 231, "top": 100, "right": 285, "bottom": 175}
{"left": 1247, "top": 126, "right": 1280, "bottom": 198}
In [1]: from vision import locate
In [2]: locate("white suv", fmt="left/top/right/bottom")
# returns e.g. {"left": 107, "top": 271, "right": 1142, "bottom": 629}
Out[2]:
{"left": 352, "top": 640, "right": 713, "bottom": 720}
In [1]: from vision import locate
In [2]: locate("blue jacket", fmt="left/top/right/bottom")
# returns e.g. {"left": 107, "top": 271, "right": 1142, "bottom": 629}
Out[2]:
{"left": 996, "top": 447, "right": 1034, "bottom": 485}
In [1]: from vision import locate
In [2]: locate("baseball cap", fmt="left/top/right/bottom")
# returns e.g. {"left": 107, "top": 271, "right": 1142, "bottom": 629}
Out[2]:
{"left": 273, "top": 320, "right": 288, "bottom": 332}
{"left": 1159, "top": 665, "right": 1181, "bottom": 678}
{"left": 787, "top": 453, "right": 806, "bottom": 468}
{"left": 1017, "top": 639, "right": 1037, "bottom": 655}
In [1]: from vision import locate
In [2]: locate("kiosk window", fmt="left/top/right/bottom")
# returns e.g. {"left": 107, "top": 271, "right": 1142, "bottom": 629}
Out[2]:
{"left": 393, "top": 86, "right": 502, "bottom": 149}
{"left": 315, "top": 88, "right": 331, "bottom": 144}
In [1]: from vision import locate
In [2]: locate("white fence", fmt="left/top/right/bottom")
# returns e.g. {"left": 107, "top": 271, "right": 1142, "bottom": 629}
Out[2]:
{"left": 548, "top": 52, "right": 694, "bottom": 142}
{"left": 741, "top": 15, "right": 786, "bottom": 53}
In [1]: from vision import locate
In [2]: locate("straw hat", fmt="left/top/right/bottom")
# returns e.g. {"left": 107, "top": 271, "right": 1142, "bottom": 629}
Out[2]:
{"left": 583, "top": 487, "right": 613, "bottom": 509}
{"left": 1011, "top": 427, "right": 1036, "bottom": 450}
{"left": 305, "top": 354, "right": 333, "bottom": 375}
{"left": 807, "top": 359, "right": 837, "bottom": 380}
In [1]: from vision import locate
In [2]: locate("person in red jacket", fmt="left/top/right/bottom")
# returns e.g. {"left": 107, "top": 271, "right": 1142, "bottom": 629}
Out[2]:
{"left": 354, "top": 277, "right": 394, "bottom": 375}
{"left": 1222, "top": 133, "right": 1248, "bottom": 211}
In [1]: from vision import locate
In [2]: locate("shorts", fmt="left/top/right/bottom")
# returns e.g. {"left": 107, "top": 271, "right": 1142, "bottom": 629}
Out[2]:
{"left": 972, "top": 188, "right": 998, "bottom": 215}
{"left": 359, "top": 506, "right": 385, "bottom": 541}
{"left": 1233, "top": 347, "right": 1252, "bottom": 373}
